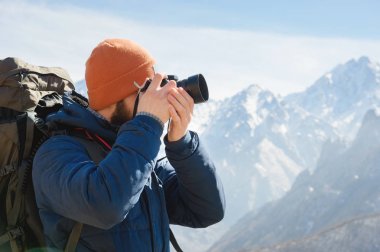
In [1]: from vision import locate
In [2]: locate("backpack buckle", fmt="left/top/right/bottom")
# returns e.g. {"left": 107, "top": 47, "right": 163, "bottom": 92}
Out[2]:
{"left": 7, "top": 227, "right": 24, "bottom": 240}
{"left": 0, "top": 164, "right": 17, "bottom": 177}
{"left": 50, "top": 129, "right": 68, "bottom": 136}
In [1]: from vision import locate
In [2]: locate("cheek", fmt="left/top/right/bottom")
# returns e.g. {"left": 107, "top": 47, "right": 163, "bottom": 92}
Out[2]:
{"left": 125, "top": 95, "right": 138, "bottom": 120}
{"left": 126, "top": 104, "right": 133, "bottom": 120}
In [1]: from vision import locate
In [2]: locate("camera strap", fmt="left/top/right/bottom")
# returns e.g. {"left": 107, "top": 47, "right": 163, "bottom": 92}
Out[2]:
{"left": 132, "top": 81, "right": 145, "bottom": 118}
{"left": 132, "top": 92, "right": 140, "bottom": 118}
{"left": 131, "top": 83, "right": 183, "bottom": 252}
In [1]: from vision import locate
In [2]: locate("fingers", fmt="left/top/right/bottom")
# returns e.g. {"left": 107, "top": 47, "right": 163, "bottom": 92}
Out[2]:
{"left": 148, "top": 73, "right": 166, "bottom": 91}
{"left": 168, "top": 90, "right": 192, "bottom": 124}
{"left": 166, "top": 85, "right": 193, "bottom": 142}
{"left": 168, "top": 92, "right": 187, "bottom": 116}
{"left": 169, "top": 88, "right": 194, "bottom": 112}
{"left": 170, "top": 88, "right": 189, "bottom": 110}
{"left": 163, "top": 80, "right": 177, "bottom": 90}
{"left": 169, "top": 105, "right": 180, "bottom": 123}
{"left": 178, "top": 88, "right": 194, "bottom": 111}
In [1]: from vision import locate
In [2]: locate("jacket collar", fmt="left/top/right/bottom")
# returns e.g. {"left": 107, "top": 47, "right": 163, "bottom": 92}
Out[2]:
{"left": 46, "top": 93, "right": 118, "bottom": 143}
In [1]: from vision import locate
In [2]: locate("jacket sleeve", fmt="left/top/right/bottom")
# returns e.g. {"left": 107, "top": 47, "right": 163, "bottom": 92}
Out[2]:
{"left": 155, "top": 131, "right": 225, "bottom": 228}
{"left": 32, "top": 115, "right": 163, "bottom": 230}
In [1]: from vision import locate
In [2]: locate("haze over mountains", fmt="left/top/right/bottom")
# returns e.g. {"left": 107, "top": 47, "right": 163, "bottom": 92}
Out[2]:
{"left": 209, "top": 108, "right": 380, "bottom": 251}
{"left": 74, "top": 56, "right": 380, "bottom": 252}
{"left": 256, "top": 214, "right": 380, "bottom": 252}
{"left": 190, "top": 56, "right": 379, "bottom": 219}
{"left": 285, "top": 56, "right": 380, "bottom": 139}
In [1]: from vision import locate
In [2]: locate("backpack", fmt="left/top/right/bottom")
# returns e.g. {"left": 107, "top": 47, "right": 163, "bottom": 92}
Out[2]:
{"left": 0, "top": 57, "right": 184, "bottom": 252}
{"left": 0, "top": 57, "right": 75, "bottom": 251}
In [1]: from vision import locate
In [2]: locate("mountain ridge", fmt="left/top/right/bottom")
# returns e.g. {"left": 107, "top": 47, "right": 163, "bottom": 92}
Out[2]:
{"left": 284, "top": 56, "right": 380, "bottom": 138}
{"left": 208, "top": 109, "right": 380, "bottom": 251}
{"left": 255, "top": 213, "right": 380, "bottom": 252}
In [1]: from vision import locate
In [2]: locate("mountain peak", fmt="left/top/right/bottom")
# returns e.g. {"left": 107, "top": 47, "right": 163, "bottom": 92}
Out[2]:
{"left": 344, "top": 56, "right": 370, "bottom": 66}
{"left": 228, "top": 84, "right": 265, "bottom": 104}
{"left": 358, "top": 55, "right": 370, "bottom": 64}
{"left": 354, "top": 108, "right": 380, "bottom": 143}
{"left": 363, "top": 108, "right": 380, "bottom": 121}
{"left": 232, "top": 84, "right": 279, "bottom": 109}
{"left": 341, "top": 56, "right": 378, "bottom": 72}
{"left": 292, "top": 56, "right": 379, "bottom": 98}
{"left": 242, "top": 83, "right": 264, "bottom": 95}
{"left": 355, "top": 56, "right": 380, "bottom": 70}
{"left": 284, "top": 56, "right": 380, "bottom": 131}
{"left": 336, "top": 56, "right": 380, "bottom": 76}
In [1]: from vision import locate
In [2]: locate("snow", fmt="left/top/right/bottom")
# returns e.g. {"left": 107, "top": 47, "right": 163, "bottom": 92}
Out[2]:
{"left": 272, "top": 124, "right": 288, "bottom": 134}
{"left": 257, "top": 138, "right": 303, "bottom": 186}
{"left": 374, "top": 107, "right": 380, "bottom": 117}
{"left": 325, "top": 73, "right": 333, "bottom": 84}
{"left": 343, "top": 113, "right": 355, "bottom": 124}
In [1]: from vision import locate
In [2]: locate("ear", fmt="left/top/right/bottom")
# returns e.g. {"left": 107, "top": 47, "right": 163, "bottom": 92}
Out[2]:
{"left": 97, "top": 103, "right": 117, "bottom": 122}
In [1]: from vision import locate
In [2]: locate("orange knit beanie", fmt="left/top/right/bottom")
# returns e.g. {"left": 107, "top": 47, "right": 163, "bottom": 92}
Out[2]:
{"left": 85, "top": 38, "right": 155, "bottom": 110}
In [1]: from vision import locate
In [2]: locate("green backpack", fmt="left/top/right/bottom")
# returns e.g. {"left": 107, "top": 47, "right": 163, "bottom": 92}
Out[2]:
{"left": 0, "top": 57, "right": 75, "bottom": 251}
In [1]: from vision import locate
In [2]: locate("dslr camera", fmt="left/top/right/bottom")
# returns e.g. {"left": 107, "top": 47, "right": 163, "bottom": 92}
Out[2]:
{"left": 141, "top": 74, "right": 209, "bottom": 104}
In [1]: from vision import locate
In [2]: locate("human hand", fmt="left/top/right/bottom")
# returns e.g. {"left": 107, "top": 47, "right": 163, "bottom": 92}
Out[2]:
{"left": 167, "top": 87, "right": 194, "bottom": 142}
{"left": 137, "top": 73, "right": 176, "bottom": 124}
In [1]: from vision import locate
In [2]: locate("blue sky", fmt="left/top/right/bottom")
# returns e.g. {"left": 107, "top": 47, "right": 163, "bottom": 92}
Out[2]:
{"left": 1, "top": 0, "right": 380, "bottom": 99}
{"left": 34, "top": 0, "right": 380, "bottom": 39}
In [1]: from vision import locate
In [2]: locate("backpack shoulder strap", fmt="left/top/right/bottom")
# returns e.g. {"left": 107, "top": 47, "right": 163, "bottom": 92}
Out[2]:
{"left": 64, "top": 222, "right": 83, "bottom": 252}
{"left": 70, "top": 135, "right": 106, "bottom": 164}
{"left": 57, "top": 131, "right": 106, "bottom": 252}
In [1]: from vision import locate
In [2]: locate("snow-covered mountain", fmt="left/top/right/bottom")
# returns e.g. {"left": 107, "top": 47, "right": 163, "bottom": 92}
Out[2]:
{"left": 198, "top": 84, "right": 336, "bottom": 222}
{"left": 285, "top": 56, "right": 380, "bottom": 139}
{"left": 201, "top": 56, "right": 380, "bottom": 223}
{"left": 175, "top": 56, "right": 380, "bottom": 251}
{"left": 174, "top": 84, "right": 338, "bottom": 251}
{"left": 209, "top": 109, "right": 380, "bottom": 252}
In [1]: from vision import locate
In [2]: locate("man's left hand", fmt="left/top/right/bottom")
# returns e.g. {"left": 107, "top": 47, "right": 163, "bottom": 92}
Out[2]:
{"left": 167, "top": 87, "right": 194, "bottom": 142}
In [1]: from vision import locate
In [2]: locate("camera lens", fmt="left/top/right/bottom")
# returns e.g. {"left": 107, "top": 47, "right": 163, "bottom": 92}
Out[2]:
{"left": 142, "top": 74, "right": 209, "bottom": 104}
{"left": 177, "top": 74, "right": 209, "bottom": 104}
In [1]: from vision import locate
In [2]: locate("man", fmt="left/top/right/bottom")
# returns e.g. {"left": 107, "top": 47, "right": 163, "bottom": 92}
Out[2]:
{"left": 32, "top": 38, "right": 225, "bottom": 251}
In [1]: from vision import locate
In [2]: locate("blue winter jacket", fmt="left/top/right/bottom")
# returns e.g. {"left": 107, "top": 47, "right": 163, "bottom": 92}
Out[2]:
{"left": 32, "top": 94, "right": 225, "bottom": 251}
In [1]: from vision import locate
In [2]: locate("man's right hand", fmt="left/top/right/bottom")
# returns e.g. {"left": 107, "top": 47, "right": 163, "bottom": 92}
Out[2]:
{"left": 137, "top": 73, "right": 176, "bottom": 124}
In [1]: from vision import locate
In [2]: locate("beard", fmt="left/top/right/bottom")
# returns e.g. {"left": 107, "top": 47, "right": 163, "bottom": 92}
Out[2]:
{"left": 110, "top": 100, "right": 132, "bottom": 126}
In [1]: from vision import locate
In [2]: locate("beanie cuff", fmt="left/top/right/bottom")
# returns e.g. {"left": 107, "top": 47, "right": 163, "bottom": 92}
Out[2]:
{"left": 88, "top": 59, "right": 154, "bottom": 110}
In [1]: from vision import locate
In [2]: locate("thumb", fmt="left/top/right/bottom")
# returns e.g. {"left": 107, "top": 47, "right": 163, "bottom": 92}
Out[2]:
{"left": 148, "top": 73, "right": 166, "bottom": 91}
{"left": 163, "top": 80, "right": 177, "bottom": 91}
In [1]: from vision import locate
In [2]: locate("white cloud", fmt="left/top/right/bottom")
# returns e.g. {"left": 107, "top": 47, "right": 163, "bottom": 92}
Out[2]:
{"left": 1, "top": 0, "right": 380, "bottom": 100}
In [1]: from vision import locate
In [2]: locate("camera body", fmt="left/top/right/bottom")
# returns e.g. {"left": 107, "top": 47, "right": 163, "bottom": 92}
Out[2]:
{"left": 141, "top": 74, "right": 209, "bottom": 104}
